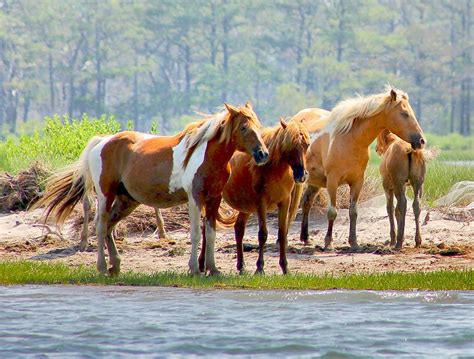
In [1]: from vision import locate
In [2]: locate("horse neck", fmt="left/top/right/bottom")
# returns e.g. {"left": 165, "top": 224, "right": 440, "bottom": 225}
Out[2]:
{"left": 349, "top": 112, "right": 385, "bottom": 150}
{"left": 205, "top": 137, "right": 237, "bottom": 166}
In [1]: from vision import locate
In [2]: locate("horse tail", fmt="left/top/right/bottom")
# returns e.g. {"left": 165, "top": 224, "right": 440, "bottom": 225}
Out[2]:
{"left": 288, "top": 183, "right": 304, "bottom": 225}
{"left": 216, "top": 202, "right": 239, "bottom": 228}
{"left": 32, "top": 136, "right": 103, "bottom": 228}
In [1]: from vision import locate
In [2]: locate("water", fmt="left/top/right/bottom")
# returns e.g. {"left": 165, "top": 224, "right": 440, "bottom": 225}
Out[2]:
{"left": 0, "top": 287, "right": 473, "bottom": 358}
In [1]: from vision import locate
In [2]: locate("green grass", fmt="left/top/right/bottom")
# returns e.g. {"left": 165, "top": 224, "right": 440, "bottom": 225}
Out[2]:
{"left": 0, "top": 261, "right": 472, "bottom": 290}
{"left": 0, "top": 114, "right": 122, "bottom": 173}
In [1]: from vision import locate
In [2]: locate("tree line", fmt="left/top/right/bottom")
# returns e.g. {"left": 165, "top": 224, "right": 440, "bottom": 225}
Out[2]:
{"left": 0, "top": 0, "right": 472, "bottom": 135}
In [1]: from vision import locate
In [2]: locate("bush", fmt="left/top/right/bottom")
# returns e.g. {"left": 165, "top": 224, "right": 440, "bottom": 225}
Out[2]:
{"left": 0, "top": 114, "right": 122, "bottom": 173}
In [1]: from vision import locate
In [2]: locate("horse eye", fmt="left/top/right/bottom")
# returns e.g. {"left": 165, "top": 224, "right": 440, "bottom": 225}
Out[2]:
{"left": 241, "top": 126, "right": 247, "bottom": 132}
{"left": 402, "top": 112, "right": 409, "bottom": 119}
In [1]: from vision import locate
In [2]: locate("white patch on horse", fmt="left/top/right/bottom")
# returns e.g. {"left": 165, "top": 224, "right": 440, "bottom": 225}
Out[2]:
{"left": 169, "top": 137, "right": 208, "bottom": 193}
{"left": 88, "top": 136, "right": 111, "bottom": 203}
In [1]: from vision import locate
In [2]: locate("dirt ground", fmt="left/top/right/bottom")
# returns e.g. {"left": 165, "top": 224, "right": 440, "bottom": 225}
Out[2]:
{"left": 0, "top": 196, "right": 472, "bottom": 276}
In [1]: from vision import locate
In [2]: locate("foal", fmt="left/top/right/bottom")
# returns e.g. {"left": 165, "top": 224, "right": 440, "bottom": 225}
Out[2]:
{"left": 376, "top": 129, "right": 434, "bottom": 248}
{"left": 210, "top": 119, "right": 310, "bottom": 274}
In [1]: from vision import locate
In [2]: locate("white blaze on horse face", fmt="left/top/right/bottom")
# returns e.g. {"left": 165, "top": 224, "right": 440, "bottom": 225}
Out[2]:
{"left": 169, "top": 136, "right": 208, "bottom": 194}
{"left": 88, "top": 136, "right": 111, "bottom": 204}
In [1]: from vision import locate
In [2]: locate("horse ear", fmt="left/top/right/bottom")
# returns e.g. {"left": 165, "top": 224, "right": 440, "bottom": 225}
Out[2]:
{"left": 279, "top": 117, "right": 287, "bottom": 129}
{"left": 225, "top": 103, "right": 239, "bottom": 116}
{"left": 245, "top": 101, "right": 253, "bottom": 109}
{"left": 390, "top": 89, "right": 397, "bottom": 102}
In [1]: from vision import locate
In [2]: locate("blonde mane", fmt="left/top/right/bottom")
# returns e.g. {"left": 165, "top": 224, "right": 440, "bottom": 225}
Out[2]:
{"left": 261, "top": 120, "right": 310, "bottom": 165}
{"left": 182, "top": 106, "right": 261, "bottom": 168}
{"left": 328, "top": 86, "right": 408, "bottom": 138}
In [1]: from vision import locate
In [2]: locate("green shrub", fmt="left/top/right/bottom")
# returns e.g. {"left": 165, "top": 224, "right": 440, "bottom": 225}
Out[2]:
{"left": 0, "top": 114, "right": 122, "bottom": 173}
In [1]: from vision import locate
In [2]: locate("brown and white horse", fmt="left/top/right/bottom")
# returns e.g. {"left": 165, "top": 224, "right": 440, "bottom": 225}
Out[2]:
{"left": 210, "top": 119, "right": 310, "bottom": 274}
{"left": 35, "top": 103, "right": 269, "bottom": 276}
{"left": 289, "top": 87, "right": 426, "bottom": 249}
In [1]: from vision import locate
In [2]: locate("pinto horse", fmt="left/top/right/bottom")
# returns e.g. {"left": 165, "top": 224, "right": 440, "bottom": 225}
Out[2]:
{"left": 207, "top": 119, "right": 310, "bottom": 274}
{"left": 376, "top": 129, "right": 435, "bottom": 248}
{"left": 35, "top": 103, "right": 269, "bottom": 276}
{"left": 289, "top": 87, "right": 426, "bottom": 249}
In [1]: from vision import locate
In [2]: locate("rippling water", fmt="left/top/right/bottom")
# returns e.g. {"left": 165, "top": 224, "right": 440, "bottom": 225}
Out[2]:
{"left": 0, "top": 286, "right": 473, "bottom": 358}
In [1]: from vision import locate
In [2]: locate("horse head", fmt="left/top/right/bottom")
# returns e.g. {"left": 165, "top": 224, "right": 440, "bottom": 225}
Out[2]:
{"left": 279, "top": 118, "right": 310, "bottom": 183}
{"left": 384, "top": 89, "right": 426, "bottom": 150}
{"left": 224, "top": 102, "right": 269, "bottom": 165}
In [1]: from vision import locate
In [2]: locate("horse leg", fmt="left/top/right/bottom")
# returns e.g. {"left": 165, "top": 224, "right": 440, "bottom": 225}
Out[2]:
{"left": 188, "top": 199, "right": 203, "bottom": 275}
{"left": 348, "top": 179, "right": 363, "bottom": 249}
{"left": 300, "top": 185, "right": 319, "bottom": 245}
{"left": 198, "top": 216, "right": 206, "bottom": 273}
{"left": 154, "top": 207, "right": 167, "bottom": 239}
{"left": 385, "top": 188, "right": 396, "bottom": 246}
{"left": 105, "top": 194, "right": 139, "bottom": 276}
{"left": 413, "top": 184, "right": 422, "bottom": 248}
{"left": 203, "top": 196, "right": 222, "bottom": 275}
{"left": 394, "top": 186, "right": 407, "bottom": 249}
{"left": 235, "top": 212, "right": 250, "bottom": 275}
{"left": 324, "top": 178, "right": 338, "bottom": 250}
{"left": 79, "top": 196, "right": 91, "bottom": 252}
{"left": 277, "top": 198, "right": 290, "bottom": 274}
{"left": 255, "top": 202, "right": 268, "bottom": 274}
{"left": 95, "top": 195, "right": 112, "bottom": 275}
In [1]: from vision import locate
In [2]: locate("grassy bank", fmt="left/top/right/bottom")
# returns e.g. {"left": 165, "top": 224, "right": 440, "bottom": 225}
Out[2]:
{"left": 0, "top": 261, "right": 472, "bottom": 290}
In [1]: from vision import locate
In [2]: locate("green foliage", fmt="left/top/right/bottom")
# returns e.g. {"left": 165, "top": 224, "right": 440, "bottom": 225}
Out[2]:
{"left": 0, "top": 261, "right": 471, "bottom": 290}
{"left": 426, "top": 134, "right": 474, "bottom": 161}
{"left": 0, "top": 114, "right": 122, "bottom": 173}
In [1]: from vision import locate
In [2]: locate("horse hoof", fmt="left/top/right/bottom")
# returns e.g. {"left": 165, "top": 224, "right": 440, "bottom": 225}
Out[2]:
{"left": 323, "top": 245, "right": 334, "bottom": 252}
{"left": 208, "top": 268, "right": 222, "bottom": 276}
{"left": 108, "top": 266, "right": 120, "bottom": 277}
{"left": 254, "top": 269, "right": 265, "bottom": 275}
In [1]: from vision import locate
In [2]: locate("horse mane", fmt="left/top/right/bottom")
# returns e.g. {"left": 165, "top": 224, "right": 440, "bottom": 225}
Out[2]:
{"left": 328, "top": 86, "right": 408, "bottom": 138}
{"left": 260, "top": 120, "right": 309, "bottom": 165}
{"left": 375, "top": 129, "right": 398, "bottom": 155}
{"left": 182, "top": 106, "right": 261, "bottom": 169}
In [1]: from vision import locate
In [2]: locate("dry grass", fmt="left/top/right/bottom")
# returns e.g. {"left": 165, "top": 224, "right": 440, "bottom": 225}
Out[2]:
{"left": 0, "top": 163, "right": 50, "bottom": 212}
{"left": 71, "top": 205, "right": 190, "bottom": 237}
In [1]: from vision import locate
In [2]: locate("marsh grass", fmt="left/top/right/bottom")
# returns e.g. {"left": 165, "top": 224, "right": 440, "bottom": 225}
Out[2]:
{"left": 0, "top": 261, "right": 472, "bottom": 290}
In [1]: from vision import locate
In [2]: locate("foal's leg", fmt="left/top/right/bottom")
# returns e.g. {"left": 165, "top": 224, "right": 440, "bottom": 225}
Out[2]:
{"left": 203, "top": 196, "right": 222, "bottom": 275}
{"left": 105, "top": 194, "right": 139, "bottom": 276}
{"left": 154, "top": 207, "right": 167, "bottom": 239}
{"left": 394, "top": 186, "right": 407, "bottom": 249}
{"left": 384, "top": 188, "right": 396, "bottom": 246}
{"left": 79, "top": 196, "right": 91, "bottom": 252}
{"left": 255, "top": 202, "right": 268, "bottom": 274}
{"left": 348, "top": 179, "right": 363, "bottom": 249}
{"left": 188, "top": 199, "right": 203, "bottom": 275}
{"left": 300, "top": 185, "right": 319, "bottom": 245}
{"left": 235, "top": 212, "right": 250, "bottom": 275}
{"left": 198, "top": 217, "right": 206, "bottom": 273}
{"left": 324, "top": 178, "right": 338, "bottom": 250}
{"left": 277, "top": 198, "right": 290, "bottom": 274}
{"left": 412, "top": 184, "right": 422, "bottom": 248}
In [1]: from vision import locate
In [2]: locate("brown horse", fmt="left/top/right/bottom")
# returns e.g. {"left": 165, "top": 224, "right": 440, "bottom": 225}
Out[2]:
{"left": 290, "top": 107, "right": 330, "bottom": 134}
{"left": 35, "top": 103, "right": 269, "bottom": 276}
{"left": 208, "top": 118, "right": 310, "bottom": 274}
{"left": 289, "top": 87, "right": 426, "bottom": 249}
{"left": 376, "top": 129, "right": 435, "bottom": 248}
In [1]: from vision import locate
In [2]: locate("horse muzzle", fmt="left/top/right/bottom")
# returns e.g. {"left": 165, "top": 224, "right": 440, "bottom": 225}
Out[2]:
{"left": 410, "top": 134, "right": 426, "bottom": 150}
{"left": 253, "top": 147, "right": 269, "bottom": 165}
{"left": 292, "top": 166, "right": 308, "bottom": 183}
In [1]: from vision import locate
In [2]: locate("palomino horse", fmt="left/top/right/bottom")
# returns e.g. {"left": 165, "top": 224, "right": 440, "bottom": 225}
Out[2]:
{"left": 376, "top": 129, "right": 435, "bottom": 248}
{"left": 289, "top": 87, "right": 426, "bottom": 249}
{"left": 208, "top": 119, "right": 310, "bottom": 274}
{"left": 290, "top": 107, "right": 330, "bottom": 134}
{"left": 35, "top": 103, "right": 269, "bottom": 275}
